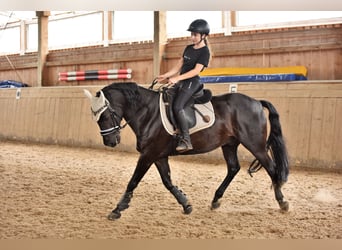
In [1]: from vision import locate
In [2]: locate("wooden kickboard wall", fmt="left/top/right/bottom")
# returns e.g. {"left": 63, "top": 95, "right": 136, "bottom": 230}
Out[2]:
{"left": 0, "top": 81, "right": 341, "bottom": 170}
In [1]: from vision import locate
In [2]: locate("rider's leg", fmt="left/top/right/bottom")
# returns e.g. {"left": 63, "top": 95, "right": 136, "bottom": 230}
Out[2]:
{"left": 175, "top": 109, "right": 193, "bottom": 152}
{"left": 173, "top": 80, "right": 200, "bottom": 152}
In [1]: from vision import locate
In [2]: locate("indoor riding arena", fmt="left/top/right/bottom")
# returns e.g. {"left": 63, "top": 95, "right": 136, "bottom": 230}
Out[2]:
{"left": 0, "top": 11, "right": 341, "bottom": 240}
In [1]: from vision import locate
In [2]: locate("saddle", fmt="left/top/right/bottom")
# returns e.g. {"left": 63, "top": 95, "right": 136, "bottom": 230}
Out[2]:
{"left": 159, "top": 85, "right": 215, "bottom": 135}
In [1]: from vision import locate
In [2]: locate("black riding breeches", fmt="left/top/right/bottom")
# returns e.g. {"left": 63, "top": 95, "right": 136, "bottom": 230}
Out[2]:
{"left": 173, "top": 79, "right": 202, "bottom": 115}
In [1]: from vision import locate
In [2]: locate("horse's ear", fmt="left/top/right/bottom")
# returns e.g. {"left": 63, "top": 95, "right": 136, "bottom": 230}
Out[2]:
{"left": 83, "top": 89, "right": 93, "bottom": 100}
{"left": 98, "top": 91, "right": 106, "bottom": 103}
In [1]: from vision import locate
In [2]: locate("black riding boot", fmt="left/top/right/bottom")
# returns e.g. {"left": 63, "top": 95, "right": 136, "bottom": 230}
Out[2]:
{"left": 176, "top": 110, "right": 193, "bottom": 152}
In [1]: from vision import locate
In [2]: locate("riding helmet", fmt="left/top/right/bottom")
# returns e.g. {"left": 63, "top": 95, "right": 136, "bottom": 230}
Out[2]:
{"left": 187, "top": 19, "right": 210, "bottom": 35}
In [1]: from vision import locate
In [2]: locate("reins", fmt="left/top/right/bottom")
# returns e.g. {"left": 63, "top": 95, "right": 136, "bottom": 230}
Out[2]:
{"left": 148, "top": 78, "right": 159, "bottom": 90}
{"left": 148, "top": 78, "right": 173, "bottom": 91}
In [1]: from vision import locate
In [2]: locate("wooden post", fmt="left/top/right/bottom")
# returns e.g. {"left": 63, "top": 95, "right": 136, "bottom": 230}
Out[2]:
{"left": 20, "top": 20, "right": 27, "bottom": 55}
{"left": 223, "top": 11, "right": 236, "bottom": 36}
{"left": 102, "top": 11, "right": 113, "bottom": 47}
{"left": 36, "top": 11, "right": 50, "bottom": 87}
{"left": 153, "top": 11, "right": 167, "bottom": 79}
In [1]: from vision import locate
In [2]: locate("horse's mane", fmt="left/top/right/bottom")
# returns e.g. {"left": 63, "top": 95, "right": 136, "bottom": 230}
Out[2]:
{"left": 101, "top": 82, "right": 142, "bottom": 107}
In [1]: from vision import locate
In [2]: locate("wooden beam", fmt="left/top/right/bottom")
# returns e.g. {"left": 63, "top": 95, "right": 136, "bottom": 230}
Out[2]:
{"left": 164, "top": 43, "right": 342, "bottom": 59}
{"left": 102, "top": 11, "right": 113, "bottom": 47}
{"left": 153, "top": 11, "right": 167, "bottom": 78}
{"left": 45, "top": 54, "right": 152, "bottom": 67}
{"left": 36, "top": 11, "right": 50, "bottom": 87}
{"left": 20, "top": 20, "right": 27, "bottom": 55}
{"left": 223, "top": 11, "right": 236, "bottom": 36}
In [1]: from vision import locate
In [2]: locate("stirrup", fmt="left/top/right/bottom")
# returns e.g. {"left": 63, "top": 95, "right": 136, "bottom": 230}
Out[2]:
{"left": 176, "top": 139, "right": 193, "bottom": 152}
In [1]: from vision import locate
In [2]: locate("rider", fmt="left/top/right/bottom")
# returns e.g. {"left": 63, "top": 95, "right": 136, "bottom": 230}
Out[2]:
{"left": 157, "top": 19, "right": 211, "bottom": 152}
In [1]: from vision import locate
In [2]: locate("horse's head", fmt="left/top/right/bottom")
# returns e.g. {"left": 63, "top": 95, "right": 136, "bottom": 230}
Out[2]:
{"left": 84, "top": 89, "right": 122, "bottom": 147}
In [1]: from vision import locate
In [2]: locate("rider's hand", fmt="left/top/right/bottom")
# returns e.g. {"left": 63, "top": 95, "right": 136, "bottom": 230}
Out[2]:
{"left": 168, "top": 76, "right": 179, "bottom": 86}
{"left": 156, "top": 75, "right": 168, "bottom": 83}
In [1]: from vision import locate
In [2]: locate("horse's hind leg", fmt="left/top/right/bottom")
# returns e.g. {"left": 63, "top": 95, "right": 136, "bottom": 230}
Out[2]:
{"left": 211, "top": 143, "right": 240, "bottom": 210}
{"left": 252, "top": 151, "right": 289, "bottom": 211}
{"left": 155, "top": 157, "right": 192, "bottom": 215}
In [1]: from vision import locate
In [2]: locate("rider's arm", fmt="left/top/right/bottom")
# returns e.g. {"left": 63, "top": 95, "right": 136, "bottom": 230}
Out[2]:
{"left": 157, "top": 57, "right": 183, "bottom": 82}
{"left": 169, "top": 63, "right": 204, "bottom": 84}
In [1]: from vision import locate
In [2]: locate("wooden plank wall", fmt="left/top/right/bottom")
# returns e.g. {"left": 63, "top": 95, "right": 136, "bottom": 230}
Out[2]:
{"left": 45, "top": 42, "right": 154, "bottom": 86}
{"left": 0, "top": 25, "right": 341, "bottom": 87}
{"left": 163, "top": 25, "right": 342, "bottom": 80}
{"left": 0, "top": 87, "right": 101, "bottom": 146}
{"left": 0, "top": 81, "right": 341, "bottom": 171}
{"left": 232, "top": 81, "right": 342, "bottom": 170}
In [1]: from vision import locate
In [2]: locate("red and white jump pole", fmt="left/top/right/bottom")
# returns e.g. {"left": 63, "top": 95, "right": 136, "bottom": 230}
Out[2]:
{"left": 58, "top": 68, "right": 132, "bottom": 81}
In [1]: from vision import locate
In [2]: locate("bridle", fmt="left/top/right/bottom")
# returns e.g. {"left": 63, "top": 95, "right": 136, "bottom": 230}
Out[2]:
{"left": 92, "top": 100, "right": 128, "bottom": 137}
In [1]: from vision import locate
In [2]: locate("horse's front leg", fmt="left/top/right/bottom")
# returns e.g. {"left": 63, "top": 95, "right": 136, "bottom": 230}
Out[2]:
{"left": 155, "top": 158, "right": 192, "bottom": 215}
{"left": 107, "top": 156, "right": 152, "bottom": 220}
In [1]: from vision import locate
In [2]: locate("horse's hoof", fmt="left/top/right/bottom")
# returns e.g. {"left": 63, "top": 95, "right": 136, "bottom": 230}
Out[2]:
{"left": 279, "top": 201, "right": 289, "bottom": 212}
{"left": 107, "top": 211, "right": 121, "bottom": 220}
{"left": 183, "top": 205, "right": 192, "bottom": 214}
{"left": 211, "top": 201, "right": 220, "bottom": 210}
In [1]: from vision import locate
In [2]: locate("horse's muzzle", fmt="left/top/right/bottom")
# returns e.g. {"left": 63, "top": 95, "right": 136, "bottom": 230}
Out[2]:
{"left": 103, "top": 134, "right": 121, "bottom": 147}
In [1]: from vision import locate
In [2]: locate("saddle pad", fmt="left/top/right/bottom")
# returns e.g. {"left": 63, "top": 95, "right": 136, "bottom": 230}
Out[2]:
{"left": 159, "top": 94, "right": 215, "bottom": 135}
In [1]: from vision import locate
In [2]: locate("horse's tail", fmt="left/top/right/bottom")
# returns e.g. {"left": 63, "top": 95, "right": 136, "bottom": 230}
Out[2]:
{"left": 260, "top": 100, "right": 289, "bottom": 184}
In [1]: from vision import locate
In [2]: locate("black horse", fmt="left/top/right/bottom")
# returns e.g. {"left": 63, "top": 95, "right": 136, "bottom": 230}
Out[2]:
{"left": 84, "top": 82, "right": 289, "bottom": 220}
